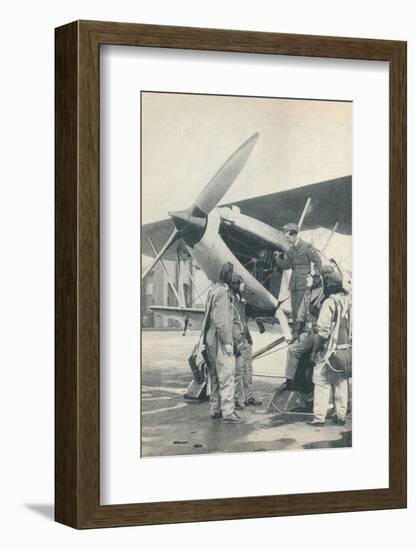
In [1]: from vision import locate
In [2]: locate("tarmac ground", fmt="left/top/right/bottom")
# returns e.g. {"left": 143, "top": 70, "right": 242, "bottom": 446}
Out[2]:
{"left": 141, "top": 330, "right": 352, "bottom": 458}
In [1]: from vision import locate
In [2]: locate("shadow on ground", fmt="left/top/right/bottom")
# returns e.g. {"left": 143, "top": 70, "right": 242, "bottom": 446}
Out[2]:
{"left": 24, "top": 504, "right": 54, "bottom": 521}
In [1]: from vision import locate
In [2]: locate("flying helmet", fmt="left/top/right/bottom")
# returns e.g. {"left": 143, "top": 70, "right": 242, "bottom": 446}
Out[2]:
{"left": 219, "top": 262, "right": 234, "bottom": 285}
{"left": 322, "top": 265, "right": 344, "bottom": 294}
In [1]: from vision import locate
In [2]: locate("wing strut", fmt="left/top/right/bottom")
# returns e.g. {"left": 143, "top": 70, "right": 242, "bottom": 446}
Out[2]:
{"left": 298, "top": 197, "right": 311, "bottom": 231}
{"left": 183, "top": 260, "right": 205, "bottom": 307}
{"left": 176, "top": 248, "right": 186, "bottom": 306}
{"left": 252, "top": 336, "right": 286, "bottom": 361}
{"left": 321, "top": 221, "right": 339, "bottom": 254}
{"left": 146, "top": 234, "right": 184, "bottom": 307}
{"left": 142, "top": 229, "right": 179, "bottom": 280}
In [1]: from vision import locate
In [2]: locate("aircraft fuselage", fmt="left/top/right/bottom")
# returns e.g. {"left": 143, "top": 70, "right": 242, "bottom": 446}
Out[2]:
{"left": 189, "top": 208, "right": 279, "bottom": 311}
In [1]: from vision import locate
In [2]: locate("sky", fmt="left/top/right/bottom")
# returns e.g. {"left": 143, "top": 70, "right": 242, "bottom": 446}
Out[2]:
{"left": 141, "top": 92, "right": 352, "bottom": 225}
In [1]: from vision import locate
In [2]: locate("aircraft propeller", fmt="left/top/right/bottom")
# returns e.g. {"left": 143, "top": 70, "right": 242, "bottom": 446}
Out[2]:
{"left": 142, "top": 132, "right": 259, "bottom": 280}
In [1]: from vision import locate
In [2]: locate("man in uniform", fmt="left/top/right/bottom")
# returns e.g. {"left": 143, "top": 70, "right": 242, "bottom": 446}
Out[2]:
{"left": 230, "top": 274, "right": 262, "bottom": 410}
{"left": 307, "top": 270, "right": 352, "bottom": 426}
{"left": 274, "top": 223, "right": 322, "bottom": 339}
{"left": 204, "top": 262, "right": 243, "bottom": 424}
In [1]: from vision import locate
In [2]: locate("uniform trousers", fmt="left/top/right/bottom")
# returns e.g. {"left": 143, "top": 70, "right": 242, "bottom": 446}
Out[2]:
{"left": 312, "top": 361, "right": 348, "bottom": 422}
{"left": 207, "top": 342, "right": 235, "bottom": 417}
{"left": 234, "top": 342, "right": 253, "bottom": 404}
{"left": 286, "top": 332, "right": 313, "bottom": 380}
{"left": 291, "top": 288, "right": 306, "bottom": 323}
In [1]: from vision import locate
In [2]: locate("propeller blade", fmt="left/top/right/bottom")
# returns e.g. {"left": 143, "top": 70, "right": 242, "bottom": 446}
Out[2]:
{"left": 190, "top": 132, "right": 259, "bottom": 217}
{"left": 141, "top": 228, "right": 179, "bottom": 280}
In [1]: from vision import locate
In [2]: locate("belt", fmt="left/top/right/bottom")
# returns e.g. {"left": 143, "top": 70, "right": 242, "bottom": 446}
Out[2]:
{"left": 335, "top": 344, "right": 350, "bottom": 350}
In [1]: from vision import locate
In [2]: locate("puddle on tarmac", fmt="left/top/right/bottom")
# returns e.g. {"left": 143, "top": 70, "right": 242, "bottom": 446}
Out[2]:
{"left": 303, "top": 431, "right": 352, "bottom": 449}
{"left": 275, "top": 437, "right": 296, "bottom": 448}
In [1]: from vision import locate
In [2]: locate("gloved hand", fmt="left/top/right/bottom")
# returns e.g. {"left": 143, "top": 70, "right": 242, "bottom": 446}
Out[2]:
{"left": 291, "top": 321, "right": 302, "bottom": 343}
{"left": 309, "top": 302, "right": 319, "bottom": 317}
{"left": 311, "top": 273, "right": 321, "bottom": 288}
{"left": 273, "top": 250, "right": 285, "bottom": 262}
{"left": 306, "top": 274, "right": 313, "bottom": 288}
{"left": 224, "top": 344, "right": 234, "bottom": 356}
{"left": 233, "top": 343, "right": 241, "bottom": 357}
{"left": 310, "top": 333, "right": 326, "bottom": 363}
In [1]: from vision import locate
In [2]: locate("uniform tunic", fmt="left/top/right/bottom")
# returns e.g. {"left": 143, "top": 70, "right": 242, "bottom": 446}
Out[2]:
{"left": 275, "top": 238, "right": 322, "bottom": 322}
{"left": 204, "top": 282, "right": 235, "bottom": 417}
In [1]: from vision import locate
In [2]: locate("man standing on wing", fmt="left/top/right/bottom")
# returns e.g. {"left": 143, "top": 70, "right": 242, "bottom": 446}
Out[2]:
{"left": 274, "top": 223, "right": 322, "bottom": 340}
{"left": 204, "top": 262, "right": 243, "bottom": 424}
{"left": 230, "top": 274, "right": 262, "bottom": 410}
{"left": 307, "top": 270, "right": 352, "bottom": 426}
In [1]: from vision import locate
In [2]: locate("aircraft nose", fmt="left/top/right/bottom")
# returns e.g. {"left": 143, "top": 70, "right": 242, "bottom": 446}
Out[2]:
{"left": 169, "top": 209, "right": 207, "bottom": 245}
{"left": 169, "top": 209, "right": 189, "bottom": 231}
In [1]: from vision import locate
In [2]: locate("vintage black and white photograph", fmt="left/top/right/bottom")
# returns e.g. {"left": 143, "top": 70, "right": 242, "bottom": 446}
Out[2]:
{"left": 140, "top": 91, "right": 352, "bottom": 458}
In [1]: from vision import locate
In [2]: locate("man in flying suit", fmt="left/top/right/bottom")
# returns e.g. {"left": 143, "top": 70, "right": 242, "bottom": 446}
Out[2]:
{"left": 278, "top": 272, "right": 324, "bottom": 391}
{"left": 204, "top": 262, "right": 244, "bottom": 424}
{"left": 274, "top": 223, "right": 322, "bottom": 339}
{"left": 230, "top": 274, "right": 262, "bottom": 410}
{"left": 307, "top": 270, "right": 352, "bottom": 426}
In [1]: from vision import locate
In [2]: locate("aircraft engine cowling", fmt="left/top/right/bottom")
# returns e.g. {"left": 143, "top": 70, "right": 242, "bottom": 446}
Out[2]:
{"left": 219, "top": 206, "right": 289, "bottom": 254}
{"left": 168, "top": 209, "right": 207, "bottom": 246}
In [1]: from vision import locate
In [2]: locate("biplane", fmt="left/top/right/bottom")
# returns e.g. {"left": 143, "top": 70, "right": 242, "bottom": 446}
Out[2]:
{"left": 141, "top": 133, "right": 351, "bottom": 355}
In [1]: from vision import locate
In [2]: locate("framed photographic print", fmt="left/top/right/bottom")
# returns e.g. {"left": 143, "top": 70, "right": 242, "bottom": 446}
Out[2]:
{"left": 55, "top": 20, "right": 406, "bottom": 528}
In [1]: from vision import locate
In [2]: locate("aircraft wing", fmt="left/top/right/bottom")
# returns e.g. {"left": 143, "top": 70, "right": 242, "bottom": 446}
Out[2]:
{"left": 148, "top": 305, "right": 205, "bottom": 328}
{"left": 148, "top": 306, "right": 289, "bottom": 337}
{"left": 141, "top": 176, "right": 351, "bottom": 258}
{"left": 142, "top": 221, "right": 185, "bottom": 261}
{"left": 226, "top": 176, "right": 351, "bottom": 235}
{"left": 148, "top": 306, "right": 283, "bottom": 335}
